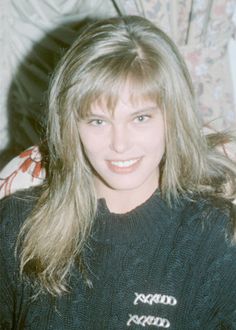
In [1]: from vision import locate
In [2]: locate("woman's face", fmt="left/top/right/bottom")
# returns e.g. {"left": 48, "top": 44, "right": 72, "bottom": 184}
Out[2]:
{"left": 78, "top": 84, "right": 165, "bottom": 199}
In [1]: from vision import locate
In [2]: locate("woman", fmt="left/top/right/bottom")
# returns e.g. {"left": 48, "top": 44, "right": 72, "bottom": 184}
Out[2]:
{"left": 0, "top": 15, "right": 236, "bottom": 329}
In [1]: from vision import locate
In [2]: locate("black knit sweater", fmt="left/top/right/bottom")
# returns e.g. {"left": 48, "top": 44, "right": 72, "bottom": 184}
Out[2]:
{"left": 0, "top": 189, "right": 236, "bottom": 329}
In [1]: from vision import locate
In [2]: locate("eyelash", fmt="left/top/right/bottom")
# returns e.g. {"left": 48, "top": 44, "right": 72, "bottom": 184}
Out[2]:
{"left": 134, "top": 115, "right": 151, "bottom": 123}
{"left": 88, "top": 119, "right": 106, "bottom": 126}
{"left": 87, "top": 114, "right": 151, "bottom": 126}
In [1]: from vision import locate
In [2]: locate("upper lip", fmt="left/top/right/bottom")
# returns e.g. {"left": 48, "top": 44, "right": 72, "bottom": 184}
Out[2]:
{"left": 107, "top": 157, "right": 141, "bottom": 162}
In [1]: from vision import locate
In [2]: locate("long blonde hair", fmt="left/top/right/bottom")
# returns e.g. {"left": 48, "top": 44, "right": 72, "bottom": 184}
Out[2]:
{"left": 18, "top": 15, "right": 236, "bottom": 295}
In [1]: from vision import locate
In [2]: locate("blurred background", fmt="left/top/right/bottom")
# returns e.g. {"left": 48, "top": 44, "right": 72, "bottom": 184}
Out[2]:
{"left": 0, "top": 0, "right": 235, "bottom": 169}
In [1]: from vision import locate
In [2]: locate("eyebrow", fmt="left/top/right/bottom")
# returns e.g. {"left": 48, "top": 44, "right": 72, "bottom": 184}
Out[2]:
{"left": 130, "top": 107, "right": 159, "bottom": 116}
{"left": 88, "top": 107, "right": 158, "bottom": 118}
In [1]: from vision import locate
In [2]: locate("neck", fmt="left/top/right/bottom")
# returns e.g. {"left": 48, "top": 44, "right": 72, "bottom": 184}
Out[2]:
{"left": 95, "top": 177, "right": 159, "bottom": 214}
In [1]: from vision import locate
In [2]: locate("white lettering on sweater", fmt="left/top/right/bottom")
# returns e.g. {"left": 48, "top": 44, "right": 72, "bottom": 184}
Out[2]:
{"left": 134, "top": 293, "right": 177, "bottom": 306}
{"left": 126, "top": 292, "right": 177, "bottom": 328}
{"left": 127, "top": 314, "right": 170, "bottom": 328}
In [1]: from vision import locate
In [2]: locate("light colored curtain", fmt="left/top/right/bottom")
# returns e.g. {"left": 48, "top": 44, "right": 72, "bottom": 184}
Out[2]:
{"left": 0, "top": 0, "right": 235, "bottom": 161}
{"left": 0, "top": 0, "right": 116, "bottom": 158}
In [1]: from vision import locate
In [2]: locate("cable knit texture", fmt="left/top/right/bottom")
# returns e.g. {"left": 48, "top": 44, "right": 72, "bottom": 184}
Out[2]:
{"left": 0, "top": 188, "right": 236, "bottom": 329}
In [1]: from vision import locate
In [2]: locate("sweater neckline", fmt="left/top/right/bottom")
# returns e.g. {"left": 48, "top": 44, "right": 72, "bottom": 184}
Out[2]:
{"left": 92, "top": 189, "right": 174, "bottom": 245}
{"left": 98, "top": 188, "right": 161, "bottom": 216}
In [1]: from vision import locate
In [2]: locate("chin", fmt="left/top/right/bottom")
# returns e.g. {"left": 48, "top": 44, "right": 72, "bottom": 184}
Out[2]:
{"left": 104, "top": 177, "right": 148, "bottom": 192}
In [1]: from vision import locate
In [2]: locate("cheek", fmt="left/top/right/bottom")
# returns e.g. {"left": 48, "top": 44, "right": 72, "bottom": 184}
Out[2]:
{"left": 82, "top": 136, "right": 106, "bottom": 161}
{"left": 156, "top": 133, "right": 165, "bottom": 157}
{"left": 79, "top": 128, "right": 106, "bottom": 151}
{"left": 141, "top": 125, "right": 165, "bottom": 154}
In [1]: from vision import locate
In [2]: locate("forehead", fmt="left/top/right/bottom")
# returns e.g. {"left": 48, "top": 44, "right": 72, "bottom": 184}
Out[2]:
{"left": 89, "top": 82, "right": 159, "bottom": 116}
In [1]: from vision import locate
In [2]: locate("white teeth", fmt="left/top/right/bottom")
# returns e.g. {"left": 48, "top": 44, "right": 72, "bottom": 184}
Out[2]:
{"left": 110, "top": 159, "right": 139, "bottom": 167}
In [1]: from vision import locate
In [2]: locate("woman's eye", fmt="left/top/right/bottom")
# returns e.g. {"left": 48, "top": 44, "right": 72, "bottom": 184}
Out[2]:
{"left": 88, "top": 119, "right": 106, "bottom": 126}
{"left": 134, "top": 115, "right": 151, "bottom": 123}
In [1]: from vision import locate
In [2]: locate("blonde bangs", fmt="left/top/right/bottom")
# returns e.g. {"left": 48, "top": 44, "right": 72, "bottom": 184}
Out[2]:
{"left": 68, "top": 54, "right": 164, "bottom": 119}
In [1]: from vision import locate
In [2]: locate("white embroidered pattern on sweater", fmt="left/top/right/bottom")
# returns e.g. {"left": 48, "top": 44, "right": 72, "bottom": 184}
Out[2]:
{"left": 127, "top": 314, "right": 170, "bottom": 328}
{"left": 134, "top": 293, "right": 177, "bottom": 306}
{"left": 127, "top": 292, "right": 177, "bottom": 328}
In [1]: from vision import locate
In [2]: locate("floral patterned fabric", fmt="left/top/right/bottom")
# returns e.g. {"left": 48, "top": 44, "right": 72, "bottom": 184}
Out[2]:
{"left": 0, "top": 146, "right": 45, "bottom": 199}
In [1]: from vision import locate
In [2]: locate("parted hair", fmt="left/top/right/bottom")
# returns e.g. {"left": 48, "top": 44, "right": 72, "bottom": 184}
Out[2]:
{"left": 18, "top": 15, "right": 236, "bottom": 295}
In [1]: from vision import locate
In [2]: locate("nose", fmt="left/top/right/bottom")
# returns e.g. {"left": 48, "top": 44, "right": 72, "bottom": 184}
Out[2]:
{"left": 110, "top": 124, "right": 131, "bottom": 153}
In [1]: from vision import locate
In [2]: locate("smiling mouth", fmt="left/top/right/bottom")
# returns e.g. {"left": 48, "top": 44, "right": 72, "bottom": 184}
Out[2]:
{"left": 110, "top": 159, "right": 139, "bottom": 167}
{"left": 106, "top": 158, "right": 142, "bottom": 173}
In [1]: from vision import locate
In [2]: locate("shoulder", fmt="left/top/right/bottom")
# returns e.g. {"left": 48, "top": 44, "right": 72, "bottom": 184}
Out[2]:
{"left": 173, "top": 195, "right": 236, "bottom": 286}
{"left": 176, "top": 193, "right": 234, "bottom": 225}
{"left": 0, "top": 187, "right": 41, "bottom": 245}
{"left": 0, "top": 186, "right": 41, "bottom": 218}
{"left": 175, "top": 194, "right": 236, "bottom": 250}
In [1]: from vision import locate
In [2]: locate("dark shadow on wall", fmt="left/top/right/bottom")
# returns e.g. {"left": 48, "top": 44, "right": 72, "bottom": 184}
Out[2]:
{"left": 0, "top": 18, "right": 96, "bottom": 170}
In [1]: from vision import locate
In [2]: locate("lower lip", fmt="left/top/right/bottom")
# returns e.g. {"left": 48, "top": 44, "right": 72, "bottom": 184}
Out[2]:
{"left": 106, "top": 158, "right": 142, "bottom": 174}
